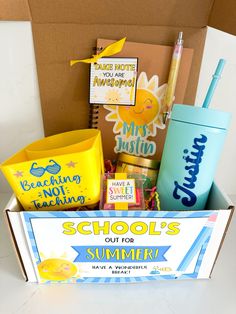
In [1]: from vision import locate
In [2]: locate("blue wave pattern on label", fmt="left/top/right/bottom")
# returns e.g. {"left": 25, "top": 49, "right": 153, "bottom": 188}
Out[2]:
{"left": 72, "top": 245, "right": 170, "bottom": 263}
{"left": 173, "top": 134, "right": 208, "bottom": 207}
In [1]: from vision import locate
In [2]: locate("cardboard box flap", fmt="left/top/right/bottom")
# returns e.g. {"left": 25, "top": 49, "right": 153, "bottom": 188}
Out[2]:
{"left": 209, "top": 0, "right": 236, "bottom": 35}
{"left": 0, "top": 0, "right": 219, "bottom": 28}
{"left": 27, "top": 0, "right": 214, "bottom": 27}
{"left": 1, "top": 1, "right": 236, "bottom": 36}
{"left": 0, "top": 0, "right": 31, "bottom": 21}
{"left": 33, "top": 24, "right": 206, "bottom": 136}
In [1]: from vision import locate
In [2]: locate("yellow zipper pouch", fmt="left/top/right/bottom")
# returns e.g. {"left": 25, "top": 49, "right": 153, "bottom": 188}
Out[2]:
{"left": 1, "top": 129, "right": 104, "bottom": 211}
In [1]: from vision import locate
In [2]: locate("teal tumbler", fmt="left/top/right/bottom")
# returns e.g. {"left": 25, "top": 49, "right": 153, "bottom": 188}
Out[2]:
{"left": 157, "top": 104, "right": 231, "bottom": 210}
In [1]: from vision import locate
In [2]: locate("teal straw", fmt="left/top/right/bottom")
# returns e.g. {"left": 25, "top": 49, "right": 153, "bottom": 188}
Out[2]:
{"left": 202, "top": 59, "right": 226, "bottom": 108}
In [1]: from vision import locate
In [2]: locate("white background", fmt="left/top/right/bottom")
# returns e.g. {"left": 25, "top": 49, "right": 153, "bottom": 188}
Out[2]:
{"left": 0, "top": 22, "right": 236, "bottom": 196}
{"left": 0, "top": 22, "right": 44, "bottom": 192}
{"left": 195, "top": 27, "right": 236, "bottom": 196}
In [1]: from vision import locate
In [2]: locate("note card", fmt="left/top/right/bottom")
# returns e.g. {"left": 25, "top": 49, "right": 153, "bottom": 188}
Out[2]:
{"left": 89, "top": 57, "right": 138, "bottom": 106}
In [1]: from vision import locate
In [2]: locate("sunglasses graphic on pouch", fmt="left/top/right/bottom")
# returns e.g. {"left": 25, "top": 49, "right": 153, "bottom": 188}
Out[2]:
{"left": 30, "top": 160, "right": 61, "bottom": 177}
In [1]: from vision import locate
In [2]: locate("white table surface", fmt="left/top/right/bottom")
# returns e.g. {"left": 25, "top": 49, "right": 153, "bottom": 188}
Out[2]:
{"left": 0, "top": 192, "right": 236, "bottom": 314}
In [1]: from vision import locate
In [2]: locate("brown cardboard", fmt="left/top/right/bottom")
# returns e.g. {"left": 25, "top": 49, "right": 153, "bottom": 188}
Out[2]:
{"left": 33, "top": 25, "right": 206, "bottom": 137}
{"left": 0, "top": 0, "right": 235, "bottom": 140}
{"left": 27, "top": 0, "right": 214, "bottom": 27}
{"left": 209, "top": 0, "right": 236, "bottom": 35}
{"left": 0, "top": 0, "right": 30, "bottom": 21}
{"left": 28, "top": 1, "right": 210, "bottom": 137}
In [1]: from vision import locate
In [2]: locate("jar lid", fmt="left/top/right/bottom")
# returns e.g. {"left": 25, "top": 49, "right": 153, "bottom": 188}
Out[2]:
{"left": 117, "top": 153, "right": 159, "bottom": 169}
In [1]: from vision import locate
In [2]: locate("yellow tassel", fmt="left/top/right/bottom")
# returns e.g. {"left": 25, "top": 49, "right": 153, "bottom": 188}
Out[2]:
{"left": 70, "top": 37, "right": 126, "bottom": 66}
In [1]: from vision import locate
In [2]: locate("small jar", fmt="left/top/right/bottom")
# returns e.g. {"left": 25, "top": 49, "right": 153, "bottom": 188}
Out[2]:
{"left": 116, "top": 153, "right": 160, "bottom": 188}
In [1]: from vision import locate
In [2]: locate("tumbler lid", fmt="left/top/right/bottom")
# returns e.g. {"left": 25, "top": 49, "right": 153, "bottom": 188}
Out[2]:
{"left": 171, "top": 104, "right": 231, "bottom": 130}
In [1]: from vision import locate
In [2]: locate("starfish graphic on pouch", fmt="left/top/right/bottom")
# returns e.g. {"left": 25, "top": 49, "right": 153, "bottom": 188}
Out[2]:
{"left": 14, "top": 171, "right": 23, "bottom": 178}
{"left": 66, "top": 161, "right": 77, "bottom": 168}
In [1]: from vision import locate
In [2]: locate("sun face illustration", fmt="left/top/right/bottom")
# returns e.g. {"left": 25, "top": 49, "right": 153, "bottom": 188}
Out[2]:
{"left": 104, "top": 72, "right": 167, "bottom": 136}
{"left": 38, "top": 258, "right": 78, "bottom": 281}
{"left": 105, "top": 89, "right": 121, "bottom": 104}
